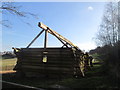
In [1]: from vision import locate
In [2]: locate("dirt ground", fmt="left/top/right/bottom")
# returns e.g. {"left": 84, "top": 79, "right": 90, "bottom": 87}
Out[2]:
{"left": 0, "top": 70, "right": 16, "bottom": 74}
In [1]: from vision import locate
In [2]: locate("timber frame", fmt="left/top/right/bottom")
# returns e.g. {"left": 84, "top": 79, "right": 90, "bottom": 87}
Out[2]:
{"left": 27, "top": 22, "right": 80, "bottom": 51}
{"left": 12, "top": 22, "right": 85, "bottom": 77}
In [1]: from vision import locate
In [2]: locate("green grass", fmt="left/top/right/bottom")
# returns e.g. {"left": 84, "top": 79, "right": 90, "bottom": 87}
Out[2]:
{"left": 0, "top": 58, "right": 17, "bottom": 71}
{"left": 2, "top": 60, "right": 118, "bottom": 89}
{"left": 57, "top": 64, "right": 107, "bottom": 88}
{"left": 58, "top": 76, "right": 106, "bottom": 88}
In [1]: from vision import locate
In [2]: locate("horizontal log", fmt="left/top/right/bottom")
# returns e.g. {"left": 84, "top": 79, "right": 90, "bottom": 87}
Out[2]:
{"left": 21, "top": 51, "right": 74, "bottom": 55}
{"left": 21, "top": 65, "right": 74, "bottom": 71}
{"left": 21, "top": 63, "right": 75, "bottom": 68}
{"left": 22, "top": 68, "right": 74, "bottom": 74}
{"left": 22, "top": 67, "right": 74, "bottom": 72}
{"left": 16, "top": 63, "right": 79, "bottom": 69}
{"left": 20, "top": 60, "right": 76, "bottom": 65}
{"left": 20, "top": 55, "right": 74, "bottom": 59}
{"left": 23, "top": 70, "right": 74, "bottom": 76}
{"left": 21, "top": 48, "right": 73, "bottom": 52}
{"left": 21, "top": 60, "right": 76, "bottom": 63}
{"left": 20, "top": 57, "right": 75, "bottom": 61}
{"left": 20, "top": 50, "right": 73, "bottom": 53}
{"left": 20, "top": 58, "right": 75, "bottom": 61}
{"left": 21, "top": 60, "right": 75, "bottom": 63}
{"left": 21, "top": 53, "right": 74, "bottom": 57}
{"left": 21, "top": 55, "right": 74, "bottom": 58}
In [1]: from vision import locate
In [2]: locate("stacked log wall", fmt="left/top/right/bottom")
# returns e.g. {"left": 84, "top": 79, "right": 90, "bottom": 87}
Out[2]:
{"left": 14, "top": 48, "right": 81, "bottom": 77}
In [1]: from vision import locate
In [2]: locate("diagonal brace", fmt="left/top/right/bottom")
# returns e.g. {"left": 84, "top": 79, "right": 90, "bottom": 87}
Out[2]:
{"left": 26, "top": 29, "right": 44, "bottom": 48}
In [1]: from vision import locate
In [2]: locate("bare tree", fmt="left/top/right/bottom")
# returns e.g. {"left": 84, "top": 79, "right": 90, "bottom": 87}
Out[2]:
{"left": 118, "top": 1, "right": 120, "bottom": 41}
{"left": 96, "top": 2, "right": 118, "bottom": 46}
{"left": 0, "top": 2, "right": 39, "bottom": 27}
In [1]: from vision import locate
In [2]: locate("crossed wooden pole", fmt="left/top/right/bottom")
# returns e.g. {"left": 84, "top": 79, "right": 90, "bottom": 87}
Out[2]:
{"left": 26, "top": 22, "right": 80, "bottom": 50}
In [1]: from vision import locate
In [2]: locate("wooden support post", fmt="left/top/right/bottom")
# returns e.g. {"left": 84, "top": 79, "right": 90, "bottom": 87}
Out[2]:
{"left": 44, "top": 29, "right": 48, "bottom": 49}
{"left": 26, "top": 29, "right": 44, "bottom": 48}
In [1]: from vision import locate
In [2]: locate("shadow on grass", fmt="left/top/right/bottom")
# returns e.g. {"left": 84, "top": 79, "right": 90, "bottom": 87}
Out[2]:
{"left": 2, "top": 62, "right": 119, "bottom": 89}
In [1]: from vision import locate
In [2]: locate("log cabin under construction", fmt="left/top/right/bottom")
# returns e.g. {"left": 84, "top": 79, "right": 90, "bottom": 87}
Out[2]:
{"left": 13, "top": 22, "right": 84, "bottom": 77}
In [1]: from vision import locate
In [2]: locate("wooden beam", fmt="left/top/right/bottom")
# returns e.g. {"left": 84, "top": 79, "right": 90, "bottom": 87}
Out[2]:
{"left": 38, "top": 22, "right": 47, "bottom": 30}
{"left": 26, "top": 29, "right": 44, "bottom": 48}
{"left": 38, "top": 22, "right": 79, "bottom": 49}
{"left": 44, "top": 29, "right": 48, "bottom": 49}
